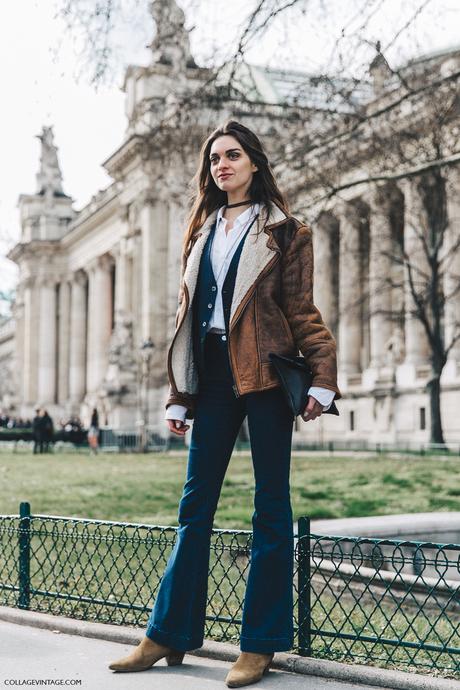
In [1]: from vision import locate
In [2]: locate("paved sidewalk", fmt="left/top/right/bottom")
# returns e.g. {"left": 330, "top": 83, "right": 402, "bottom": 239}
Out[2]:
{"left": 0, "top": 620, "right": 389, "bottom": 690}
{"left": 1, "top": 609, "right": 457, "bottom": 690}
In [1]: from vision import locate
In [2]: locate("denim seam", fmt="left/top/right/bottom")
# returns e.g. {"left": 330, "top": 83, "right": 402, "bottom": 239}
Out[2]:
{"left": 240, "top": 634, "right": 292, "bottom": 641}
{"left": 147, "top": 623, "right": 200, "bottom": 643}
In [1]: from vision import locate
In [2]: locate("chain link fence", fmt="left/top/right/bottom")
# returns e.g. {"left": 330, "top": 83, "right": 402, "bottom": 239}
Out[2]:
{"left": 297, "top": 517, "right": 460, "bottom": 675}
{"left": 0, "top": 505, "right": 459, "bottom": 677}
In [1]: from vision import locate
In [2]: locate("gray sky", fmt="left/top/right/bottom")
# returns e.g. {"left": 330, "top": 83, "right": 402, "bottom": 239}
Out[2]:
{"left": 1, "top": 0, "right": 459, "bottom": 305}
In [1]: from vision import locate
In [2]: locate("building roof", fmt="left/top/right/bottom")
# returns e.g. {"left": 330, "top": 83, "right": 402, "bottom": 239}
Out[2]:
{"left": 223, "top": 62, "right": 373, "bottom": 111}
{"left": 225, "top": 44, "right": 460, "bottom": 111}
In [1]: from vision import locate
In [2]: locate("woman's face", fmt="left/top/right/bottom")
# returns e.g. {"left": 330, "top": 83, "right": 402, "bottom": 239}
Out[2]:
{"left": 209, "top": 134, "right": 258, "bottom": 198}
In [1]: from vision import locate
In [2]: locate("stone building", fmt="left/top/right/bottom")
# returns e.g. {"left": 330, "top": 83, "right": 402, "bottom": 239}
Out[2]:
{"left": 0, "top": 318, "right": 15, "bottom": 413}
{"left": 5, "top": 1, "right": 460, "bottom": 444}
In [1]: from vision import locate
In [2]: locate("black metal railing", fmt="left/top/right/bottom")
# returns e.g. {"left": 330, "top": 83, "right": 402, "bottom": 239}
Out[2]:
{"left": 1, "top": 431, "right": 459, "bottom": 456}
{"left": 1, "top": 505, "right": 459, "bottom": 677}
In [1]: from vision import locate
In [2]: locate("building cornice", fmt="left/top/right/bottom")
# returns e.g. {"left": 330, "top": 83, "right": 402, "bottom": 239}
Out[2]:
{"left": 62, "top": 186, "right": 121, "bottom": 248}
{"left": 102, "top": 135, "right": 144, "bottom": 178}
{"left": 7, "top": 240, "right": 63, "bottom": 265}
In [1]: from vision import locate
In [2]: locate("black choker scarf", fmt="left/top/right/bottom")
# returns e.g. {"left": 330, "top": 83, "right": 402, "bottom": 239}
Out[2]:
{"left": 225, "top": 200, "right": 252, "bottom": 209}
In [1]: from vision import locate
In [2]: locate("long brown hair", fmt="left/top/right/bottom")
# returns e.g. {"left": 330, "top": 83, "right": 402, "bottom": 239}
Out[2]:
{"left": 182, "top": 120, "right": 289, "bottom": 258}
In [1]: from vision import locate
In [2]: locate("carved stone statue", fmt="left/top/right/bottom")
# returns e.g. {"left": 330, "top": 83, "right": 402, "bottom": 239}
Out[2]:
{"left": 35, "top": 126, "right": 64, "bottom": 196}
{"left": 369, "top": 43, "right": 393, "bottom": 96}
{"left": 149, "top": 0, "right": 196, "bottom": 74}
{"left": 385, "top": 329, "right": 405, "bottom": 366}
{"left": 103, "top": 314, "right": 138, "bottom": 402}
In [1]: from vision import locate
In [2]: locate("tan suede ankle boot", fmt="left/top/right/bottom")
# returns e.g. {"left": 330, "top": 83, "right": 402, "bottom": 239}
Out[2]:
{"left": 108, "top": 635, "right": 185, "bottom": 672}
{"left": 225, "top": 652, "right": 274, "bottom": 687}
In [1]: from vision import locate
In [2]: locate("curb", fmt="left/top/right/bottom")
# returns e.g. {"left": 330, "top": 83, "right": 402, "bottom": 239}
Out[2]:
{"left": 0, "top": 606, "right": 457, "bottom": 690}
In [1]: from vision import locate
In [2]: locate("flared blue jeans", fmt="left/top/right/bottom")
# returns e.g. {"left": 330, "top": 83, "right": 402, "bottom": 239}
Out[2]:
{"left": 146, "top": 332, "right": 295, "bottom": 653}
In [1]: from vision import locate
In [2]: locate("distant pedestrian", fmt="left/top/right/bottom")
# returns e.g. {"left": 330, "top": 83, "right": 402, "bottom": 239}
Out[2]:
{"left": 32, "top": 408, "right": 44, "bottom": 454}
{"left": 42, "top": 409, "right": 54, "bottom": 452}
{"left": 87, "top": 408, "right": 99, "bottom": 455}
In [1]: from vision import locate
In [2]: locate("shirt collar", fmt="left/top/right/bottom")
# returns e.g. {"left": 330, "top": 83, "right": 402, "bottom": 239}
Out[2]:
{"left": 216, "top": 202, "right": 260, "bottom": 228}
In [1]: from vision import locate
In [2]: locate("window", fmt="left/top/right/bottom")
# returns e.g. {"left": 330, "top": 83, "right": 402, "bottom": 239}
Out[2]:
{"left": 349, "top": 410, "right": 355, "bottom": 431}
{"left": 420, "top": 407, "right": 426, "bottom": 431}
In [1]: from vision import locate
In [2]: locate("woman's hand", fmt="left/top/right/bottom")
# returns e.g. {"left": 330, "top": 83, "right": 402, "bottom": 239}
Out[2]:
{"left": 301, "top": 396, "right": 323, "bottom": 422}
{"left": 167, "top": 419, "right": 190, "bottom": 436}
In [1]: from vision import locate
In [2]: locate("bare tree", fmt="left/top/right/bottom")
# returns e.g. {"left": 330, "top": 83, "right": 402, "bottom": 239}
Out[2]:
{"left": 289, "top": 58, "right": 460, "bottom": 446}
{"left": 53, "top": 0, "right": 460, "bottom": 444}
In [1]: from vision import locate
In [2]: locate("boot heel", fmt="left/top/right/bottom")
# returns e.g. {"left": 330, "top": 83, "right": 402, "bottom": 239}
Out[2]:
{"left": 166, "top": 651, "right": 185, "bottom": 666}
{"left": 263, "top": 656, "right": 273, "bottom": 675}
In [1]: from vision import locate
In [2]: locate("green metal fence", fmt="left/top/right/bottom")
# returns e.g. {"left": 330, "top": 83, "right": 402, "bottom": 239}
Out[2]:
{"left": 1, "top": 504, "right": 459, "bottom": 677}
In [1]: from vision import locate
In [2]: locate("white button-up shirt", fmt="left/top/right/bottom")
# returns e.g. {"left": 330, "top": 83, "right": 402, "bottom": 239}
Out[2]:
{"left": 207, "top": 203, "right": 259, "bottom": 331}
{"left": 166, "top": 204, "right": 335, "bottom": 423}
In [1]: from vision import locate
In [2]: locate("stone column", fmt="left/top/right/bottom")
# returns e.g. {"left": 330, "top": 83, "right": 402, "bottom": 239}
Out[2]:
{"left": 367, "top": 184, "right": 395, "bottom": 368}
{"left": 86, "top": 261, "right": 97, "bottom": 393}
{"left": 13, "top": 288, "right": 25, "bottom": 405}
{"left": 69, "top": 270, "right": 87, "bottom": 405}
{"left": 114, "top": 238, "right": 132, "bottom": 321}
{"left": 57, "top": 280, "right": 71, "bottom": 404}
{"left": 37, "top": 277, "right": 57, "bottom": 404}
{"left": 86, "top": 255, "right": 113, "bottom": 393}
{"left": 400, "top": 178, "right": 430, "bottom": 365}
{"left": 140, "top": 200, "right": 168, "bottom": 345}
{"left": 313, "top": 211, "right": 339, "bottom": 331}
{"left": 94, "top": 254, "right": 114, "bottom": 388}
{"left": 140, "top": 200, "right": 169, "bottom": 390}
{"left": 444, "top": 166, "right": 460, "bottom": 362}
{"left": 22, "top": 277, "right": 41, "bottom": 404}
{"left": 22, "top": 279, "right": 33, "bottom": 404}
{"left": 336, "top": 200, "right": 363, "bottom": 375}
{"left": 129, "top": 232, "right": 142, "bottom": 349}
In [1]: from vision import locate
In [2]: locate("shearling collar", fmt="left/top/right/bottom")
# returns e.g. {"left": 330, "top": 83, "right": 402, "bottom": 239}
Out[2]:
{"left": 193, "top": 202, "right": 288, "bottom": 242}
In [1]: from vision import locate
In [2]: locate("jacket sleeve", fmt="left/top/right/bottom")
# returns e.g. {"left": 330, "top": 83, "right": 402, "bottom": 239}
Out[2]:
{"left": 165, "top": 252, "right": 197, "bottom": 419}
{"left": 281, "top": 224, "right": 342, "bottom": 400}
{"left": 165, "top": 404, "right": 187, "bottom": 423}
{"left": 165, "top": 390, "right": 196, "bottom": 419}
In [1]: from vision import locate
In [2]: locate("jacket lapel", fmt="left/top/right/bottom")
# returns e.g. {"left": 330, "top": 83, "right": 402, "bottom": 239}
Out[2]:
{"left": 230, "top": 203, "right": 287, "bottom": 324}
{"left": 182, "top": 210, "right": 218, "bottom": 306}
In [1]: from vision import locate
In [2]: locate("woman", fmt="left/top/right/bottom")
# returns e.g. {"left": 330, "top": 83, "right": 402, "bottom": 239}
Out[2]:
{"left": 109, "top": 121, "right": 341, "bottom": 687}
{"left": 87, "top": 407, "right": 99, "bottom": 455}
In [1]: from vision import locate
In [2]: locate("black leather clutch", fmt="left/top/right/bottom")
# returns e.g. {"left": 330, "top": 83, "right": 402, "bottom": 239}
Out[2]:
{"left": 268, "top": 352, "right": 340, "bottom": 417}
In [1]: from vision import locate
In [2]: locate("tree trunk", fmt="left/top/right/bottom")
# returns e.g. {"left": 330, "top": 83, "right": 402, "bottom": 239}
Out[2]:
{"left": 427, "top": 373, "right": 446, "bottom": 447}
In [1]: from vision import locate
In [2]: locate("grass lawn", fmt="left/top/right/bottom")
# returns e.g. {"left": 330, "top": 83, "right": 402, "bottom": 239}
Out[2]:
{"left": 1, "top": 450, "right": 459, "bottom": 528}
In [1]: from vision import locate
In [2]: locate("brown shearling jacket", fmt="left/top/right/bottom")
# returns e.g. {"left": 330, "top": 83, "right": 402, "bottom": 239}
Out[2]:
{"left": 166, "top": 203, "right": 342, "bottom": 418}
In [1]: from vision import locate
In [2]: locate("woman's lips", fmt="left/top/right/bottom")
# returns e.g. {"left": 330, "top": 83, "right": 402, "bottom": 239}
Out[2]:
{"left": 218, "top": 173, "right": 232, "bottom": 179}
